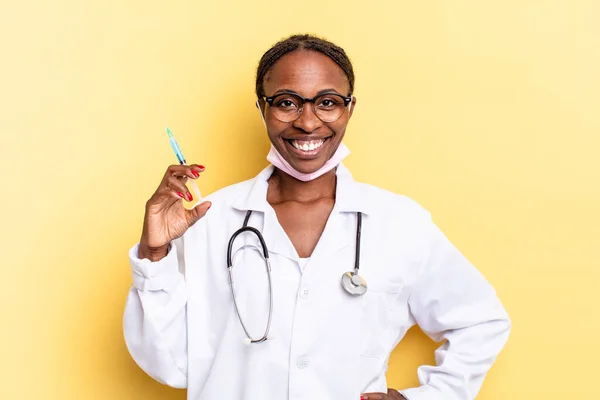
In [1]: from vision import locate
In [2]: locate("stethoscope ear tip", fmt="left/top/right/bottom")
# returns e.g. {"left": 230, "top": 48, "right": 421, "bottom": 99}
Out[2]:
{"left": 242, "top": 337, "right": 252, "bottom": 346}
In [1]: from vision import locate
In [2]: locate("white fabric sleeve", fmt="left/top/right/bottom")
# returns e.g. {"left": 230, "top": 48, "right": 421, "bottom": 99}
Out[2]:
{"left": 123, "top": 239, "right": 188, "bottom": 389}
{"left": 400, "top": 216, "right": 511, "bottom": 400}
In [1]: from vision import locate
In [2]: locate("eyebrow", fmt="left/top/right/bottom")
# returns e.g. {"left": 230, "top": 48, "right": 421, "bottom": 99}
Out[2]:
{"left": 272, "top": 88, "right": 343, "bottom": 97}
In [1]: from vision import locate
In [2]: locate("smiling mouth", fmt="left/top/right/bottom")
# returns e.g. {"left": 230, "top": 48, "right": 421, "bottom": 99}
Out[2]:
{"left": 284, "top": 137, "right": 331, "bottom": 155}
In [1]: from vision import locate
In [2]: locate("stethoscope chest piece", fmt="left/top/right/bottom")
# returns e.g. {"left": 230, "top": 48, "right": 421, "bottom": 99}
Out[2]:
{"left": 341, "top": 271, "right": 367, "bottom": 296}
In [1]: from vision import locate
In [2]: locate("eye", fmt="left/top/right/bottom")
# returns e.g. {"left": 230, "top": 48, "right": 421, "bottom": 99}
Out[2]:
{"left": 317, "top": 96, "right": 342, "bottom": 109}
{"left": 273, "top": 95, "right": 300, "bottom": 109}
{"left": 277, "top": 99, "right": 297, "bottom": 108}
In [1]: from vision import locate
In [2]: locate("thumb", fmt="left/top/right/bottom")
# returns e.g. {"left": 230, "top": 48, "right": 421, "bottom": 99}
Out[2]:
{"left": 185, "top": 201, "right": 212, "bottom": 226}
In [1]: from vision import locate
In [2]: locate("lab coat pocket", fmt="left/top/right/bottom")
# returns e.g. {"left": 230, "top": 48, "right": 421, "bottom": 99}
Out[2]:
{"left": 360, "top": 281, "right": 401, "bottom": 359}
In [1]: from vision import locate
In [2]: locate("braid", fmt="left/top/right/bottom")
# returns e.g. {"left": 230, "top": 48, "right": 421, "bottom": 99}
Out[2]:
{"left": 255, "top": 34, "right": 355, "bottom": 98}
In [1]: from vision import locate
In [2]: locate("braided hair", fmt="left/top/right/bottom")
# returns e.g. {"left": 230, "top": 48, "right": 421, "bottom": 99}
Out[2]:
{"left": 255, "top": 34, "right": 355, "bottom": 99}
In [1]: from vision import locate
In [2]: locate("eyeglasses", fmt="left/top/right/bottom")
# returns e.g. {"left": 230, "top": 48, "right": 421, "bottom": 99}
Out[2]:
{"left": 263, "top": 91, "right": 353, "bottom": 123}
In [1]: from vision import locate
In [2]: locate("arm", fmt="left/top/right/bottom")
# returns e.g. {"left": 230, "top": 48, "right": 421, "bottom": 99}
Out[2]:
{"left": 399, "top": 217, "right": 511, "bottom": 400}
{"left": 123, "top": 239, "right": 188, "bottom": 388}
{"left": 122, "top": 163, "right": 210, "bottom": 388}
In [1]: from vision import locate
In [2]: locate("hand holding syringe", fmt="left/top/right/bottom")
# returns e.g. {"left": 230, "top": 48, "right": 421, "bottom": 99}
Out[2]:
{"left": 137, "top": 126, "right": 211, "bottom": 262}
{"left": 166, "top": 126, "right": 203, "bottom": 204}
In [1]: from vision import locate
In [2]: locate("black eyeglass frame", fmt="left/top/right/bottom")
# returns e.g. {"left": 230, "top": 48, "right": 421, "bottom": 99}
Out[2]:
{"left": 263, "top": 91, "right": 352, "bottom": 108}
{"left": 263, "top": 91, "right": 353, "bottom": 108}
{"left": 261, "top": 91, "right": 353, "bottom": 123}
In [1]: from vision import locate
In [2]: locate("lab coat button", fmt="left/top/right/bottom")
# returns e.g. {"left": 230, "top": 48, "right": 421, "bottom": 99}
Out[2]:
{"left": 300, "top": 287, "right": 309, "bottom": 299}
{"left": 297, "top": 357, "right": 310, "bottom": 369}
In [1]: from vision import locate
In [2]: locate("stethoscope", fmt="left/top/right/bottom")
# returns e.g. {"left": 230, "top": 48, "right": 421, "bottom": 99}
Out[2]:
{"left": 227, "top": 210, "right": 367, "bottom": 344}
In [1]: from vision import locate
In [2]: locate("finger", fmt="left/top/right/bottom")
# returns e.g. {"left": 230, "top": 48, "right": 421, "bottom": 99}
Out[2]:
{"left": 166, "top": 176, "right": 193, "bottom": 202}
{"left": 145, "top": 187, "right": 183, "bottom": 214}
{"left": 175, "top": 174, "right": 189, "bottom": 185}
{"left": 185, "top": 201, "right": 212, "bottom": 226}
{"left": 165, "top": 164, "right": 200, "bottom": 180}
{"left": 165, "top": 175, "right": 189, "bottom": 193}
{"left": 173, "top": 163, "right": 205, "bottom": 179}
{"left": 155, "top": 186, "right": 186, "bottom": 202}
{"left": 188, "top": 164, "right": 205, "bottom": 179}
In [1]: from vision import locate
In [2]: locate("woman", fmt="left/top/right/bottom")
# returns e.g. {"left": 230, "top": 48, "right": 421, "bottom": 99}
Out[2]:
{"left": 124, "top": 34, "right": 510, "bottom": 400}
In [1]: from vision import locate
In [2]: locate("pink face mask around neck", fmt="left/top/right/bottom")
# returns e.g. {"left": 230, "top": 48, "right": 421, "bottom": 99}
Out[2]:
{"left": 258, "top": 99, "right": 352, "bottom": 182}
{"left": 266, "top": 142, "right": 350, "bottom": 182}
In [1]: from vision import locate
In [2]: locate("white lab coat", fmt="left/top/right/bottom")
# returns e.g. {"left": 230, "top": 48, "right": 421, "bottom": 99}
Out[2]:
{"left": 123, "top": 164, "right": 510, "bottom": 400}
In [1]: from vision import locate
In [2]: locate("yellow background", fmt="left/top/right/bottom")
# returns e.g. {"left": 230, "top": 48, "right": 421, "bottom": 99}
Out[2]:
{"left": 1, "top": 1, "right": 599, "bottom": 399}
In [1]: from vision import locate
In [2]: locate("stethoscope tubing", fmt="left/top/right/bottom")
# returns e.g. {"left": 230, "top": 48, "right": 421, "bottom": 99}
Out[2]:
{"left": 227, "top": 210, "right": 364, "bottom": 344}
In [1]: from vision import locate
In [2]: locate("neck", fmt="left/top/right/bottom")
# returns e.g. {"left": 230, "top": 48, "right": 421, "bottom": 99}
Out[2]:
{"left": 268, "top": 167, "right": 337, "bottom": 204}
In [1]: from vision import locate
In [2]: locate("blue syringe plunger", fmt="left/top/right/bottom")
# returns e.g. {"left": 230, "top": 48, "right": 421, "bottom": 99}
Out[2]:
{"left": 166, "top": 127, "right": 186, "bottom": 165}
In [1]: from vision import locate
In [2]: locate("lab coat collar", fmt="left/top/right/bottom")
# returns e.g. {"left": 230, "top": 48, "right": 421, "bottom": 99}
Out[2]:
{"left": 232, "top": 163, "right": 371, "bottom": 216}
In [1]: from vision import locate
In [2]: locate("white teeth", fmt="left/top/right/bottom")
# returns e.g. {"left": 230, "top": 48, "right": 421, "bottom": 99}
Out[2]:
{"left": 291, "top": 139, "right": 325, "bottom": 152}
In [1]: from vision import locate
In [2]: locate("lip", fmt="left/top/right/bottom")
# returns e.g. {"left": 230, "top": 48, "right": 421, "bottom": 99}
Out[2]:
{"left": 282, "top": 135, "right": 332, "bottom": 142}
{"left": 283, "top": 136, "right": 332, "bottom": 159}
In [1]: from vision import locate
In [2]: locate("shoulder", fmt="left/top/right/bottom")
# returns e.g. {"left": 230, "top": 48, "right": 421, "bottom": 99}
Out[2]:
{"left": 355, "top": 181, "right": 431, "bottom": 225}
{"left": 350, "top": 179, "right": 439, "bottom": 284}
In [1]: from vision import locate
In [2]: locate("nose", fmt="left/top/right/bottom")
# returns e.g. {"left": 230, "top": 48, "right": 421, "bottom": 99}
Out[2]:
{"left": 292, "top": 102, "right": 323, "bottom": 133}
